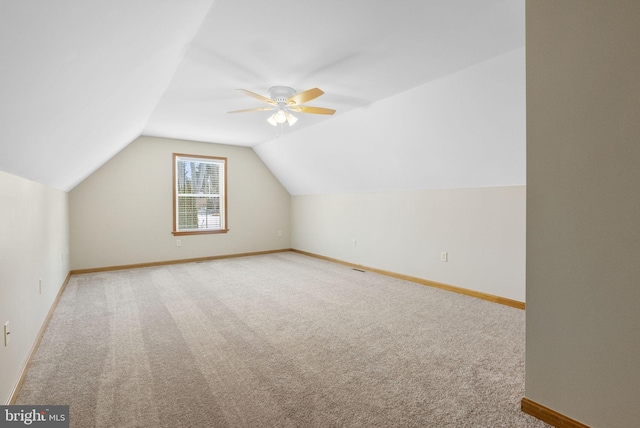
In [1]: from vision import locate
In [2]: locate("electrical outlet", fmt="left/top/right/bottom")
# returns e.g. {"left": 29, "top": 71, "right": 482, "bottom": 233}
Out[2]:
{"left": 440, "top": 251, "right": 448, "bottom": 262}
{"left": 352, "top": 239, "right": 357, "bottom": 247}
{"left": 278, "top": 230, "right": 283, "bottom": 237}
{"left": 39, "top": 279, "right": 42, "bottom": 295}
{"left": 176, "top": 239, "right": 182, "bottom": 247}
{"left": 3, "top": 322, "right": 9, "bottom": 347}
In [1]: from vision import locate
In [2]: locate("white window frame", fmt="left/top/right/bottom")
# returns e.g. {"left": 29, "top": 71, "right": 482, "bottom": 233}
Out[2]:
{"left": 172, "top": 153, "right": 228, "bottom": 235}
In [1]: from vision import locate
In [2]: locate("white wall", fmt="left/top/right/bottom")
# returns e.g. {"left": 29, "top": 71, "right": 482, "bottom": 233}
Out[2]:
{"left": 292, "top": 186, "right": 526, "bottom": 302}
{"left": 0, "top": 171, "right": 69, "bottom": 404}
{"left": 70, "top": 136, "right": 291, "bottom": 270}
{"left": 255, "top": 47, "right": 525, "bottom": 195}
{"left": 526, "top": 1, "right": 640, "bottom": 426}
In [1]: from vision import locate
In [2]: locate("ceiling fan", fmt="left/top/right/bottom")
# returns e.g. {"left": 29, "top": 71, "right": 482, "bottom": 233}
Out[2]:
{"left": 228, "top": 86, "right": 335, "bottom": 126}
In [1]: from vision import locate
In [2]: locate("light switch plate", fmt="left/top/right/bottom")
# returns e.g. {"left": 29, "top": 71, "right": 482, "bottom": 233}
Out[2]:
{"left": 3, "top": 321, "right": 9, "bottom": 347}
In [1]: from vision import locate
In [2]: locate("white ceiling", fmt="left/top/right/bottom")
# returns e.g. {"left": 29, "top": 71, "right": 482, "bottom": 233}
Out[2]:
{"left": 0, "top": 0, "right": 524, "bottom": 192}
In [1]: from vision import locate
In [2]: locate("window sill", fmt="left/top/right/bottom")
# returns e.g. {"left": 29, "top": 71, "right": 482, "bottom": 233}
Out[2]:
{"left": 172, "top": 229, "right": 229, "bottom": 236}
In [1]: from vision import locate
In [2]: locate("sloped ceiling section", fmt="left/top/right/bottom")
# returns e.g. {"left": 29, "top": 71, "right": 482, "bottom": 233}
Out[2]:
{"left": 254, "top": 48, "right": 526, "bottom": 195}
{"left": 0, "top": 0, "right": 214, "bottom": 190}
{"left": 0, "top": 0, "right": 524, "bottom": 193}
{"left": 143, "top": 0, "right": 525, "bottom": 146}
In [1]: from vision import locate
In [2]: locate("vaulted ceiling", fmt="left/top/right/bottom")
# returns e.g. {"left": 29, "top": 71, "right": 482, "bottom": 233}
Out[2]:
{"left": 0, "top": 0, "right": 525, "bottom": 193}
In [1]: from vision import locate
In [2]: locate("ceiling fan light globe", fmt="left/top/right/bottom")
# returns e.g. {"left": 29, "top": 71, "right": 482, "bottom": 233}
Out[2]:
{"left": 267, "top": 114, "right": 278, "bottom": 126}
{"left": 274, "top": 110, "right": 288, "bottom": 124}
{"left": 285, "top": 112, "right": 298, "bottom": 126}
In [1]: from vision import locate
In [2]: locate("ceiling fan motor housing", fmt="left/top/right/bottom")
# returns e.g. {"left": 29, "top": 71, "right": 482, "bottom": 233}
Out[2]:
{"left": 269, "top": 86, "right": 297, "bottom": 104}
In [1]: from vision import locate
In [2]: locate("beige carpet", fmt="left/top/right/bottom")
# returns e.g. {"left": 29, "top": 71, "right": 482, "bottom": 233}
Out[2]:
{"left": 17, "top": 252, "right": 550, "bottom": 427}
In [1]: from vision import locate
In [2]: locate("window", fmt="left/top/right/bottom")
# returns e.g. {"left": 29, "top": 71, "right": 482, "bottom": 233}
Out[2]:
{"left": 173, "top": 153, "right": 228, "bottom": 235}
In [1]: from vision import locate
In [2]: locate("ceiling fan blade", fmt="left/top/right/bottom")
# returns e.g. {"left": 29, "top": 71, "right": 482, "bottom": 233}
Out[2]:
{"left": 237, "top": 89, "right": 277, "bottom": 105}
{"left": 227, "top": 107, "right": 275, "bottom": 114}
{"left": 287, "top": 88, "right": 324, "bottom": 105}
{"left": 291, "top": 105, "right": 336, "bottom": 115}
